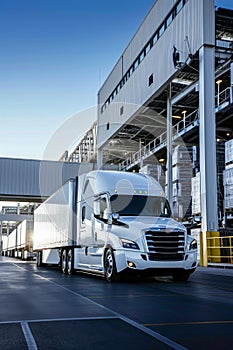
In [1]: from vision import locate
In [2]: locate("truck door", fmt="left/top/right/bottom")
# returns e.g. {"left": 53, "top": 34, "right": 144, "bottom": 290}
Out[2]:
{"left": 79, "top": 203, "right": 94, "bottom": 246}
{"left": 93, "top": 195, "right": 108, "bottom": 245}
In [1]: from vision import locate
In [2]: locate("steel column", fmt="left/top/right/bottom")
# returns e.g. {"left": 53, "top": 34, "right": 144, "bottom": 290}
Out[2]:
{"left": 230, "top": 62, "right": 233, "bottom": 104}
{"left": 199, "top": 45, "right": 219, "bottom": 266}
{"left": 167, "top": 84, "right": 173, "bottom": 207}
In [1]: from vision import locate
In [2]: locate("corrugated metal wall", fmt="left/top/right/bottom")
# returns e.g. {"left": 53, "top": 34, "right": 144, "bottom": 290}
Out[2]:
{"left": 97, "top": 0, "right": 215, "bottom": 148}
{"left": 0, "top": 158, "right": 93, "bottom": 201}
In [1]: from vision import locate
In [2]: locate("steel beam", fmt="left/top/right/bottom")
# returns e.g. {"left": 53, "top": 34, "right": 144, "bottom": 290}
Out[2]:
{"left": 0, "top": 214, "right": 33, "bottom": 222}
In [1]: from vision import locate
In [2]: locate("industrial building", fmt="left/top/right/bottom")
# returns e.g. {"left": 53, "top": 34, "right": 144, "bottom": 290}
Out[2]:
{"left": 95, "top": 0, "right": 233, "bottom": 266}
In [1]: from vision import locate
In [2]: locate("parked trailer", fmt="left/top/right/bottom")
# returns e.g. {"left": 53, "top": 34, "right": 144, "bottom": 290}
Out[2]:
{"left": 33, "top": 170, "right": 198, "bottom": 282}
{"left": 2, "top": 220, "right": 35, "bottom": 260}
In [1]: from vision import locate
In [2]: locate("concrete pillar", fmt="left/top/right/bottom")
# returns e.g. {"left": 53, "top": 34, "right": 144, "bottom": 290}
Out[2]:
{"left": 199, "top": 44, "right": 219, "bottom": 266}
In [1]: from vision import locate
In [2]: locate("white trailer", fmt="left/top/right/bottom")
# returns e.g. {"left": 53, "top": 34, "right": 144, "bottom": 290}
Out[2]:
{"left": 2, "top": 220, "right": 35, "bottom": 260}
{"left": 33, "top": 170, "right": 198, "bottom": 281}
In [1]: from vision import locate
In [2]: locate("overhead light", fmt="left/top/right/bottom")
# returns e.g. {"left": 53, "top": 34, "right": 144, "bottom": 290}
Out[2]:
{"left": 221, "top": 36, "right": 233, "bottom": 42}
{"left": 172, "top": 115, "right": 182, "bottom": 119}
{"left": 172, "top": 78, "right": 192, "bottom": 85}
{"left": 159, "top": 158, "right": 165, "bottom": 163}
{"left": 216, "top": 138, "right": 221, "bottom": 142}
{"left": 226, "top": 133, "right": 231, "bottom": 137}
{"left": 216, "top": 79, "right": 222, "bottom": 85}
{"left": 182, "top": 110, "right": 187, "bottom": 115}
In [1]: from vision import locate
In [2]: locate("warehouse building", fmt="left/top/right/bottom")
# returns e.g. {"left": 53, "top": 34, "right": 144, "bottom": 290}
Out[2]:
{"left": 96, "top": 0, "right": 233, "bottom": 266}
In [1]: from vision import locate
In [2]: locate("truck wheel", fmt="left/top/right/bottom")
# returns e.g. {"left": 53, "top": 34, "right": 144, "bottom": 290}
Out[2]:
{"left": 172, "top": 271, "right": 190, "bottom": 282}
{"left": 104, "top": 248, "right": 119, "bottom": 282}
{"left": 67, "top": 248, "right": 74, "bottom": 275}
{"left": 61, "top": 249, "right": 68, "bottom": 274}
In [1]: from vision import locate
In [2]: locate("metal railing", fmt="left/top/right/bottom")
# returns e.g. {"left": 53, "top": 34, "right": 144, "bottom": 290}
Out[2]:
{"left": 119, "top": 109, "right": 199, "bottom": 170}
{"left": 215, "top": 86, "right": 232, "bottom": 110}
{"left": 207, "top": 233, "right": 233, "bottom": 266}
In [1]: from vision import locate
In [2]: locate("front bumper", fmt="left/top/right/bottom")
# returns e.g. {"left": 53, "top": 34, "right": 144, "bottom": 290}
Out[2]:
{"left": 114, "top": 249, "right": 198, "bottom": 274}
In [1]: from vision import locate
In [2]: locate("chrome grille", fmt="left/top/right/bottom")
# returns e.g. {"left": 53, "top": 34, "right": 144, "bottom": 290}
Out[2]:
{"left": 145, "top": 229, "right": 185, "bottom": 261}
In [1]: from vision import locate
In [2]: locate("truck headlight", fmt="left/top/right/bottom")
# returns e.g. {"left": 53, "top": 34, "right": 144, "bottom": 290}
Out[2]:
{"left": 189, "top": 239, "right": 197, "bottom": 250}
{"left": 120, "top": 238, "right": 139, "bottom": 250}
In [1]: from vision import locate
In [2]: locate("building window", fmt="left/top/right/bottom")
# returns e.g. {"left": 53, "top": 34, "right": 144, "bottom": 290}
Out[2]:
{"left": 101, "top": 0, "right": 188, "bottom": 112}
{"left": 149, "top": 74, "right": 153, "bottom": 86}
{"left": 120, "top": 106, "right": 124, "bottom": 115}
{"left": 159, "top": 24, "right": 165, "bottom": 37}
{"left": 106, "top": 122, "right": 110, "bottom": 130}
{"left": 139, "top": 50, "right": 145, "bottom": 63}
{"left": 176, "top": 0, "right": 183, "bottom": 14}
{"left": 166, "top": 13, "right": 173, "bottom": 27}
{"left": 145, "top": 42, "right": 151, "bottom": 55}
{"left": 152, "top": 32, "right": 158, "bottom": 45}
{"left": 134, "top": 58, "right": 139, "bottom": 70}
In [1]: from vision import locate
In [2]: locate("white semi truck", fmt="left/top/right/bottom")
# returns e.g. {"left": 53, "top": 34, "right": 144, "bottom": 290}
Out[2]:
{"left": 33, "top": 170, "right": 198, "bottom": 282}
{"left": 2, "top": 220, "right": 35, "bottom": 260}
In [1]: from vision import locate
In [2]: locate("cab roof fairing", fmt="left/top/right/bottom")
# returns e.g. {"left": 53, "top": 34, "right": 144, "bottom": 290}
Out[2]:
{"left": 85, "top": 170, "right": 165, "bottom": 197}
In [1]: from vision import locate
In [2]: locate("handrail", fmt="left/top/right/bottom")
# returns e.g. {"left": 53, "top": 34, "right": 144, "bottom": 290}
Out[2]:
{"left": 119, "top": 109, "right": 199, "bottom": 170}
{"left": 207, "top": 235, "right": 233, "bottom": 265}
{"left": 215, "top": 86, "right": 231, "bottom": 108}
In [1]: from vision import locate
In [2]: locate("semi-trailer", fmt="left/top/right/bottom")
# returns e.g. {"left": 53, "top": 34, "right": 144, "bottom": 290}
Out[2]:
{"left": 33, "top": 170, "right": 198, "bottom": 282}
{"left": 2, "top": 219, "right": 35, "bottom": 260}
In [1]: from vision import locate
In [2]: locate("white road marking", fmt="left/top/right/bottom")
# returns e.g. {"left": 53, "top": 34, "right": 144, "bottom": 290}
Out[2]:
{"left": 14, "top": 263, "right": 189, "bottom": 350}
{"left": 21, "top": 321, "right": 38, "bottom": 350}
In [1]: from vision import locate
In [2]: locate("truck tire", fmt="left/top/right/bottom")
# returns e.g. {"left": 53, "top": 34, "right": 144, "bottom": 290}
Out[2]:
{"left": 172, "top": 271, "right": 190, "bottom": 282}
{"left": 67, "top": 248, "right": 74, "bottom": 275}
{"left": 61, "top": 249, "right": 68, "bottom": 274}
{"left": 104, "top": 248, "right": 119, "bottom": 282}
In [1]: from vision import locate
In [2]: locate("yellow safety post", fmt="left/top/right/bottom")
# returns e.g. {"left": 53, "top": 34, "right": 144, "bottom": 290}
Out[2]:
{"left": 199, "top": 231, "right": 208, "bottom": 267}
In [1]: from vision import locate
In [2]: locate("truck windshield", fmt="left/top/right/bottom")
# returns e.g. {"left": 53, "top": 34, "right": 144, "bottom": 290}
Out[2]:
{"left": 110, "top": 195, "right": 171, "bottom": 218}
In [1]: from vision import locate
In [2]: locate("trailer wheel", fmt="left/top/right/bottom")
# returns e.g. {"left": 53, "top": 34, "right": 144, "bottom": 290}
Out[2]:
{"left": 61, "top": 249, "right": 68, "bottom": 274}
{"left": 67, "top": 248, "right": 74, "bottom": 275}
{"left": 36, "top": 251, "right": 43, "bottom": 267}
{"left": 104, "top": 248, "right": 119, "bottom": 282}
{"left": 172, "top": 271, "right": 190, "bottom": 282}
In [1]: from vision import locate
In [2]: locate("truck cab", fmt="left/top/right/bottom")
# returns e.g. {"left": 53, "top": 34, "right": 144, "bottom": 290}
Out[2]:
{"left": 76, "top": 170, "right": 198, "bottom": 281}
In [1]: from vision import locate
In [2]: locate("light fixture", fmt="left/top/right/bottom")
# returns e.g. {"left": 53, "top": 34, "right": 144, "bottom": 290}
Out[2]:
{"left": 172, "top": 115, "right": 182, "bottom": 119}
{"left": 216, "top": 80, "right": 222, "bottom": 106}
{"left": 182, "top": 110, "right": 187, "bottom": 120}
{"left": 216, "top": 79, "right": 222, "bottom": 85}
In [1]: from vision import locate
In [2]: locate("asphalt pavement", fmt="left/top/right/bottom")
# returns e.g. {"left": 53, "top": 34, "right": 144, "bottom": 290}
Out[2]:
{"left": 0, "top": 256, "right": 232, "bottom": 350}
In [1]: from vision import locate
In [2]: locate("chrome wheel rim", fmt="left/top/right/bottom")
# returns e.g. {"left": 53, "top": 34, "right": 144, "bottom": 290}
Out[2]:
{"left": 105, "top": 250, "right": 113, "bottom": 278}
{"left": 67, "top": 250, "right": 72, "bottom": 273}
{"left": 62, "top": 251, "right": 66, "bottom": 272}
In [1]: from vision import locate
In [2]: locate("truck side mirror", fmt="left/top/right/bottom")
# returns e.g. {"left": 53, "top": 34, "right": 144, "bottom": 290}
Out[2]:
{"left": 81, "top": 206, "right": 86, "bottom": 223}
{"left": 112, "top": 213, "right": 119, "bottom": 220}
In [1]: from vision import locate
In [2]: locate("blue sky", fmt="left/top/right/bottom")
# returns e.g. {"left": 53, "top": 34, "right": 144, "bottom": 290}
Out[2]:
{"left": 0, "top": 0, "right": 232, "bottom": 160}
